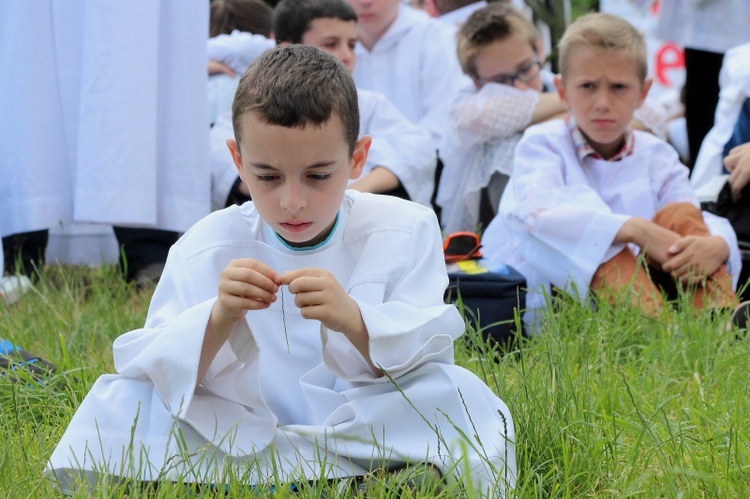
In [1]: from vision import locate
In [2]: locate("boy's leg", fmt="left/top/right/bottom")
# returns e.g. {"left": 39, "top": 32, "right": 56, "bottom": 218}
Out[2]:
{"left": 652, "top": 202, "right": 735, "bottom": 309}
{"left": 590, "top": 247, "right": 663, "bottom": 315}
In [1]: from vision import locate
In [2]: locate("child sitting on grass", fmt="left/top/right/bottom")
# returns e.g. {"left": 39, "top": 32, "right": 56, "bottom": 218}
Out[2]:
{"left": 481, "top": 13, "right": 742, "bottom": 327}
{"left": 46, "top": 45, "right": 516, "bottom": 495}
{"left": 437, "top": 3, "right": 564, "bottom": 233}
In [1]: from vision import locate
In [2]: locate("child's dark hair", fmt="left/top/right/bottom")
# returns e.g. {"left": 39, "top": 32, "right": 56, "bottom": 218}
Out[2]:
{"left": 210, "top": 0, "right": 273, "bottom": 38}
{"left": 231, "top": 45, "right": 360, "bottom": 153}
{"left": 274, "top": 0, "right": 357, "bottom": 45}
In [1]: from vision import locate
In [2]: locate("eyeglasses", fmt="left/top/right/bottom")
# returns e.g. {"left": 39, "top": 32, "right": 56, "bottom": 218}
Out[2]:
{"left": 476, "top": 59, "right": 542, "bottom": 87}
{"left": 444, "top": 232, "right": 483, "bottom": 264}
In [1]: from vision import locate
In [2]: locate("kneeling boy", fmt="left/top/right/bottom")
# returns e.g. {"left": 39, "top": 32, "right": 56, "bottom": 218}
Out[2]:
{"left": 46, "top": 45, "right": 516, "bottom": 495}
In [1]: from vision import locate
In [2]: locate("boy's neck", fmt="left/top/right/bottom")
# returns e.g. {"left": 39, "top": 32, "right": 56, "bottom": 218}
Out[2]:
{"left": 566, "top": 116, "right": 633, "bottom": 162}
{"left": 357, "top": 7, "right": 400, "bottom": 51}
{"left": 586, "top": 133, "right": 626, "bottom": 161}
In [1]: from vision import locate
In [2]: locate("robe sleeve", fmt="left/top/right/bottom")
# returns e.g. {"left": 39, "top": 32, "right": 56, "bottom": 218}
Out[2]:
{"left": 453, "top": 83, "right": 540, "bottom": 144}
{"left": 703, "top": 211, "right": 741, "bottom": 287}
{"left": 112, "top": 244, "right": 277, "bottom": 455}
{"left": 649, "top": 140, "right": 699, "bottom": 209}
{"left": 361, "top": 92, "right": 437, "bottom": 207}
{"left": 416, "top": 25, "right": 473, "bottom": 146}
{"left": 210, "top": 112, "right": 238, "bottom": 210}
{"left": 206, "top": 30, "right": 274, "bottom": 75}
{"left": 321, "top": 209, "right": 465, "bottom": 382}
{"left": 501, "top": 128, "right": 630, "bottom": 298}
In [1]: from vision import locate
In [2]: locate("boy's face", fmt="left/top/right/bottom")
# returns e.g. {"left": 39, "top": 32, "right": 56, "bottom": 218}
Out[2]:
{"left": 473, "top": 34, "right": 543, "bottom": 92}
{"left": 228, "top": 113, "right": 370, "bottom": 247}
{"left": 555, "top": 46, "right": 651, "bottom": 159}
{"left": 346, "top": 0, "right": 400, "bottom": 42}
{"left": 301, "top": 18, "right": 358, "bottom": 73}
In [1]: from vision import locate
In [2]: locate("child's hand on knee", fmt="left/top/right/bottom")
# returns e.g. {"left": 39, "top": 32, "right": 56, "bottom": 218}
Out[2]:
{"left": 281, "top": 268, "right": 365, "bottom": 337}
{"left": 215, "top": 259, "right": 281, "bottom": 324}
{"left": 619, "top": 217, "right": 680, "bottom": 266}
{"left": 662, "top": 236, "right": 729, "bottom": 283}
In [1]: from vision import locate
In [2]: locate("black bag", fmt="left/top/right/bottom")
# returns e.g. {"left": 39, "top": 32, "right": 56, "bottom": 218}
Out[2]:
{"left": 445, "top": 261, "right": 527, "bottom": 349}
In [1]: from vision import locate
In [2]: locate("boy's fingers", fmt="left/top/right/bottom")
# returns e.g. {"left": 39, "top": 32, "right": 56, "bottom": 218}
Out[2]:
{"left": 222, "top": 277, "right": 277, "bottom": 303}
{"left": 281, "top": 268, "right": 322, "bottom": 286}
{"left": 230, "top": 259, "right": 282, "bottom": 285}
{"left": 220, "top": 293, "right": 272, "bottom": 312}
{"left": 293, "top": 290, "right": 327, "bottom": 309}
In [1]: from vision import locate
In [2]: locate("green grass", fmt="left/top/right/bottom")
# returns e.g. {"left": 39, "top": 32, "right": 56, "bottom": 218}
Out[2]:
{"left": 2, "top": 265, "right": 750, "bottom": 497}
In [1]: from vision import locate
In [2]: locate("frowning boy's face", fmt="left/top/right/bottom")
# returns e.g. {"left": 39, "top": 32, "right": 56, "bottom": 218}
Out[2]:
{"left": 555, "top": 46, "right": 651, "bottom": 160}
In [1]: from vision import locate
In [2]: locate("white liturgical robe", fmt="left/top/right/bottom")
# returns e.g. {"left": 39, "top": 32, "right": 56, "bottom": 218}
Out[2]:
{"left": 46, "top": 192, "right": 516, "bottom": 496}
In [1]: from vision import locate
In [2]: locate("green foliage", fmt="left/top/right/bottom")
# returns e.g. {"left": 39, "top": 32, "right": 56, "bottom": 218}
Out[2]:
{"left": 2, "top": 265, "right": 750, "bottom": 497}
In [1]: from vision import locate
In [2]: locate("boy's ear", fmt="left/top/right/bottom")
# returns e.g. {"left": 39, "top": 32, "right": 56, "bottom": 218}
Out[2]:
{"left": 638, "top": 78, "right": 653, "bottom": 107}
{"left": 553, "top": 75, "right": 570, "bottom": 110}
{"left": 227, "top": 138, "right": 246, "bottom": 182}
{"left": 349, "top": 135, "right": 372, "bottom": 181}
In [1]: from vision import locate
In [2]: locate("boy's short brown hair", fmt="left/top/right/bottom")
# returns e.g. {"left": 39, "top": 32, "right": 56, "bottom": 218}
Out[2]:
{"left": 231, "top": 45, "right": 359, "bottom": 154}
{"left": 558, "top": 12, "right": 647, "bottom": 82}
{"left": 456, "top": 3, "right": 538, "bottom": 80}
{"left": 273, "top": 0, "right": 357, "bottom": 45}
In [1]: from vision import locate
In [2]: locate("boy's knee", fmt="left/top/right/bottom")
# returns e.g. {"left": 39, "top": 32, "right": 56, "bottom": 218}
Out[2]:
{"left": 653, "top": 202, "right": 709, "bottom": 236}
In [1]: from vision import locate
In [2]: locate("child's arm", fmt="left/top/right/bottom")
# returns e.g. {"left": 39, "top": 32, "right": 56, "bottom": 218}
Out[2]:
{"left": 207, "top": 31, "right": 275, "bottom": 76}
{"left": 454, "top": 84, "right": 565, "bottom": 143}
{"left": 199, "top": 259, "right": 281, "bottom": 383}
{"left": 356, "top": 93, "right": 437, "bottom": 206}
{"left": 614, "top": 217, "right": 682, "bottom": 266}
{"left": 281, "top": 269, "right": 382, "bottom": 376}
{"left": 348, "top": 167, "right": 401, "bottom": 194}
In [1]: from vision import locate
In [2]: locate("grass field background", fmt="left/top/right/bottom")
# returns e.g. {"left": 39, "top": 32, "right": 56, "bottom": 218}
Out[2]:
{"left": 2, "top": 266, "right": 749, "bottom": 497}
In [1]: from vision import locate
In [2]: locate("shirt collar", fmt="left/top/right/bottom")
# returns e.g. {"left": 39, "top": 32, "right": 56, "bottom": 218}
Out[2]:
{"left": 566, "top": 116, "right": 634, "bottom": 162}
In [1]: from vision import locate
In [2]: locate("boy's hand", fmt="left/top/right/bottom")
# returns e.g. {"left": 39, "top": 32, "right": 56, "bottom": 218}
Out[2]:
{"left": 214, "top": 259, "right": 281, "bottom": 325}
{"left": 281, "top": 268, "right": 365, "bottom": 337}
{"left": 661, "top": 235, "right": 729, "bottom": 283}
{"left": 617, "top": 217, "right": 681, "bottom": 266}
{"left": 283, "top": 268, "right": 379, "bottom": 375}
{"left": 200, "top": 260, "right": 280, "bottom": 384}
{"left": 725, "top": 143, "right": 750, "bottom": 202}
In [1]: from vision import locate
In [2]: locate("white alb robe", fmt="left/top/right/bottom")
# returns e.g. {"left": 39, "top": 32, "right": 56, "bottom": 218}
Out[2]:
{"left": 691, "top": 42, "right": 750, "bottom": 191}
{"left": 352, "top": 4, "right": 472, "bottom": 147}
{"left": 210, "top": 90, "right": 437, "bottom": 209}
{"left": 45, "top": 192, "right": 516, "bottom": 495}
{"left": 0, "top": 1, "right": 210, "bottom": 241}
{"left": 482, "top": 120, "right": 741, "bottom": 326}
{"left": 437, "top": 82, "right": 543, "bottom": 233}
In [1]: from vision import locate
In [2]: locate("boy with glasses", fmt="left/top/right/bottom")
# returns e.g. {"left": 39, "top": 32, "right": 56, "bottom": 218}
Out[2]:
{"left": 437, "top": 3, "right": 564, "bottom": 234}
